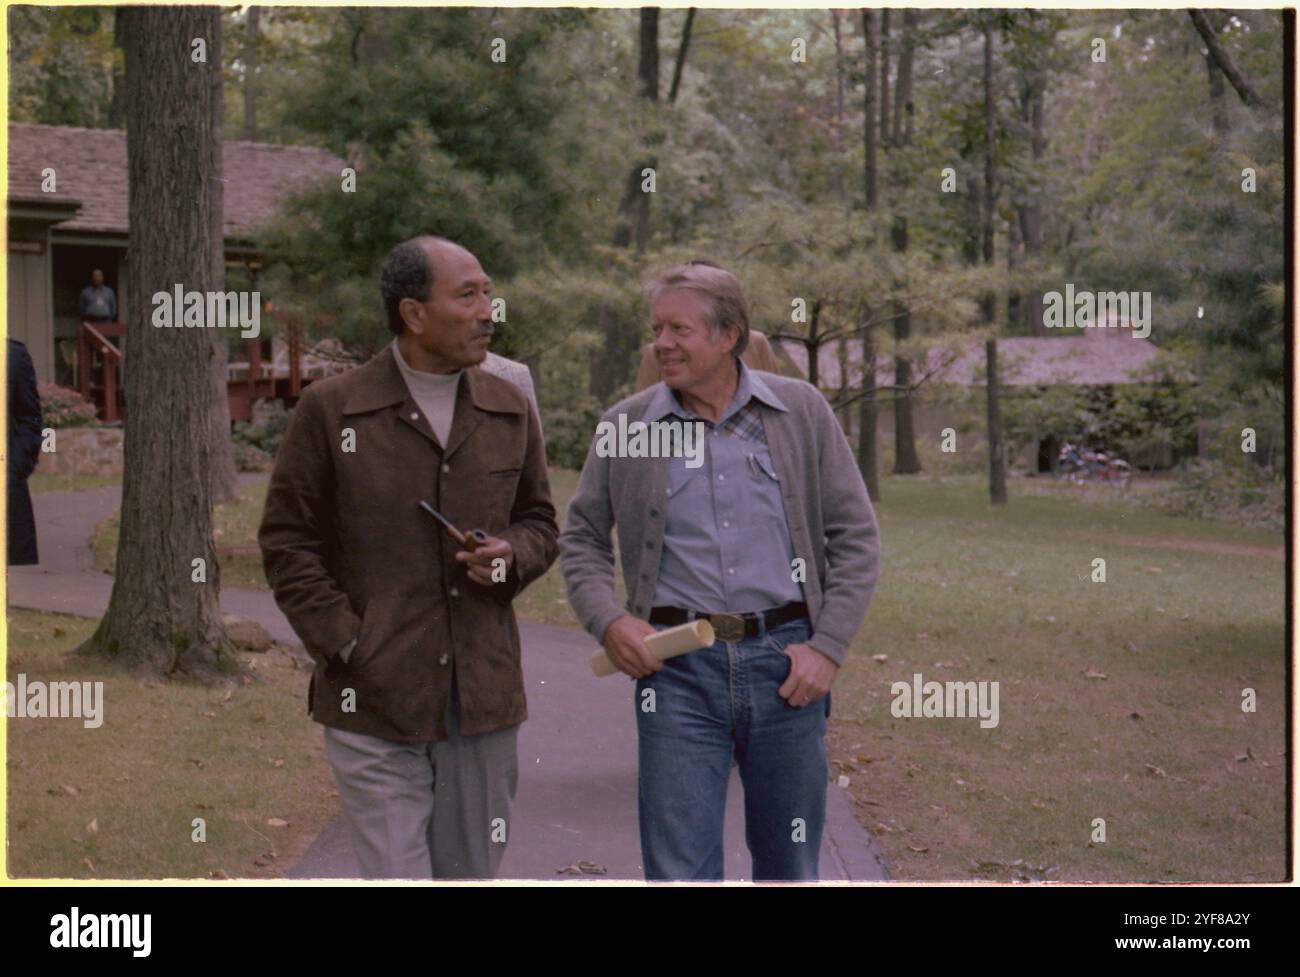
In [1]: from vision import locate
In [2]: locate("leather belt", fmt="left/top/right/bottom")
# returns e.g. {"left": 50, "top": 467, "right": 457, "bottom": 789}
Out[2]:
{"left": 648, "top": 601, "right": 809, "bottom": 643}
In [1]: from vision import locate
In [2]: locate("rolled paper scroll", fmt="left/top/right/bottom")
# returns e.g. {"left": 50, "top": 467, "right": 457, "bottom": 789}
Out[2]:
{"left": 589, "top": 618, "right": 717, "bottom": 677}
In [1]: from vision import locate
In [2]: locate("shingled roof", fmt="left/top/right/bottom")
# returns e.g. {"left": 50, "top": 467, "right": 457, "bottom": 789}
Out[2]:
{"left": 7, "top": 123, "right": 343, "bottom": 238}
{"left": 778, "top": 320, "right": 1195, "bottom": 390}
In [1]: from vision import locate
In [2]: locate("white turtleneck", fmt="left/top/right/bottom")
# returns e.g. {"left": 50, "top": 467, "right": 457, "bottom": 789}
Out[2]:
{"left": 391, "top": 339, "right": 461, "bottom": 446}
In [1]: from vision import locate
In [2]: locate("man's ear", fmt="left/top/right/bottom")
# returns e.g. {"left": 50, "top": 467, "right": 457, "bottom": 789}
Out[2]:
{"left": 399, "top": 297, "right": 425, "bottom": 334}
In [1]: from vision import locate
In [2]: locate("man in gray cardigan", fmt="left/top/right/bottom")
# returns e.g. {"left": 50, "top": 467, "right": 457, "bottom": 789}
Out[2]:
{"left": 559, "top": 261, "right": 881, "bottom": 881}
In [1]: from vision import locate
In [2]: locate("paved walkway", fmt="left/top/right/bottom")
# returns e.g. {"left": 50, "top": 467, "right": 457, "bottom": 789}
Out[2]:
{"left": 6, "top": 479, "right": 890, "bottom": 882}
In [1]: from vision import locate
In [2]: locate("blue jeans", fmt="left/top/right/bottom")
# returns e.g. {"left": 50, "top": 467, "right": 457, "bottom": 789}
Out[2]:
{"left": 636, "top": 617, "right": 829, "bottom": 881}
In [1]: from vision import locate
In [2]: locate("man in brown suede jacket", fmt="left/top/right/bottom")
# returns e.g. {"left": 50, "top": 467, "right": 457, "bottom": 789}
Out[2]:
{"left": 259, "top": 236, "right": 557, "bottom": 879}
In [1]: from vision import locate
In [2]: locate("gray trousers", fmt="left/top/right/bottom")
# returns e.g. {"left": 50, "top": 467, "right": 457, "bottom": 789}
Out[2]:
{"left": 323, "top": 701, "right": 519, "bottom": 879}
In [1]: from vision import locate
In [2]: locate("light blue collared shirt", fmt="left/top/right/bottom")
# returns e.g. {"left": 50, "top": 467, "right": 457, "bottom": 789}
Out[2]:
{"left": 646, "top": 360, "right": 805, "bottom": 614}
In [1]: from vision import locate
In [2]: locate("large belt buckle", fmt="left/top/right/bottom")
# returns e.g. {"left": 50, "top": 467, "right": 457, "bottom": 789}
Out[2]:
{"left": 709, "top": 613, "right": 746, "bottom": 644}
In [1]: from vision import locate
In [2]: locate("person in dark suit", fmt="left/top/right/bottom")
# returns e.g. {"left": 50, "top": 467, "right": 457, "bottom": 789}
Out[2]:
{"left": 7, "top": 338, "right": 43, "bottom": 565}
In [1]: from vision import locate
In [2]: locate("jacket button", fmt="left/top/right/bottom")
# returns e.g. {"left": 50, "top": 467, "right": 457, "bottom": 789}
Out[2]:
{"left": 450, "top": 587, "right": 460, "bottom": 598}
{"left": 442, "top": 464, "right": 450, "bottom": 473}
{"left": 645, "top": 541, "right": 654, "bottom": 550}
{"left": 410, "top": 412, "right": 419, "bottom": 420}
{"left": 439, "top": 653, "right": 449, "bottom": 665}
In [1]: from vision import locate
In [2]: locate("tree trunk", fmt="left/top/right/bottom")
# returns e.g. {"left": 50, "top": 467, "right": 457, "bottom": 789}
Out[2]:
{"left": 1188, "top": 10, "right": 1264, "bottom": 107}
{"left": 861, "top": 10, "right": 878, "bottom": 210}
{"left": 983, "top": 25, "right": 1005, "bottom": 506}
{"left": 986, "top": 339, "right": 1007, "bottom": 505}
{"left": 77, "top": 5, "right": 238, "bottom": 681}
{"left": 858, "top": 323, "right": 880, "bottom": 501}
{"left": 858, "top": 11, "right": 880, "bottom": 497}
{"left": 108, "top": 7, "right": 126, "bottom": 129}
{"left": 1019, "top": 62, "right": 1046, "bottom": 334}
{"left": 243, "top": 6, "right": 260, "bottom": 141}
{"left": 981, "top": 24, "right": 996, "bottom": 269}
{"left": 667, "top": 7, "right": 694, "bottom": 105}
{"left": 888, "top": 10, "right": 919, "bottom": 474}
{"left": 1201, "top": 11, "right": 1230, "bottom": 136}
{"left": 892, "top": 10, "right": 916, "bottom": 147}
{"left": 209, "top": 9, "right": 239, "bottom": 506}
{"left": 830, "top": 9, "right": 846, "bottom": 202}
{"left": 590, "top": 7, "right": 661, "bottom": 401}
{"left": 879, "top": 8, "right": 891, "bottom": 148}
{"left": 891, "top": 219, "right": 921, "bottom": 474}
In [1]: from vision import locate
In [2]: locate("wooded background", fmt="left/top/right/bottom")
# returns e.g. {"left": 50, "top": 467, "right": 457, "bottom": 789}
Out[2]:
{"left": 11, "top": 5, "right": 1286, "bottom": 486}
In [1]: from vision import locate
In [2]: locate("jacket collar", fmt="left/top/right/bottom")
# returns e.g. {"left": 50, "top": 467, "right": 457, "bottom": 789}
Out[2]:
{"left": 342, "top": 343, "right": 526, "bottom": 417}
{"left": 342, "top": 344, "right": 524, "bottom": 457}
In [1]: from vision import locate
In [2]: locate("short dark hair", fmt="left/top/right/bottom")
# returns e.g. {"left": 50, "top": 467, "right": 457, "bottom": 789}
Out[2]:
{"left": 379, "top": 236, "right": 455, "bottom": 336}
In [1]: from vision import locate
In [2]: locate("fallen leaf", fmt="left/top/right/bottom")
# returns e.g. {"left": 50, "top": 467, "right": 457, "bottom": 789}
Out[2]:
{"left": 1125, "top": 642, "right": 1138, "bottom": 653}
{"left": 872, "top": 653, "right": 888, "bottom": 663}
{"left": 190, "top": 758, "right": 206, "bottom": 769}
{"left": 836, "top": 775, "right": 850, "bottom": 789}
{"left": 85, "top": 817, "right": 98, "bottom": 835}
{"left": 1144, "top": 566, "right": 1163, "bottom": 574}
{"left": 253, "top": 852, "right": 276, "bottom": 867}
{"left": 267, "top": 818, "right": 289, "bottom": 828}
{"left": 210, "top": 870, "right": 229, "bottom": 880}
{"left": 1145, "top": 764, "right": 1167, "bottom": 778}
{"left": 1084, "top": 669, "right": 1108, "bottom": 680}
{"left": 1129, "top": 711, "right": 1144, "bottom": 721}
{"left": 53, "top": 627, "right": 66, "bottom": 637}
{"left": 271, "top": 758, "right": 285, "bottom": 768}
{"left": 83, "top": 858, "right": 96, "bottom": 874}
{"left": 907, "top": 845, "right": 930, "bottom": 853}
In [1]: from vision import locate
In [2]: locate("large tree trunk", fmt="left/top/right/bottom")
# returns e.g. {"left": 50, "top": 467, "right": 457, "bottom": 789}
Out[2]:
{"left": 77, "top": 6, "right": 238, "bottom": 680}
{"left": 243, "top": 6, "right": 260, "bottom": 141}
{"left": 209, "top": 9, "right": 239, "bottom": 506}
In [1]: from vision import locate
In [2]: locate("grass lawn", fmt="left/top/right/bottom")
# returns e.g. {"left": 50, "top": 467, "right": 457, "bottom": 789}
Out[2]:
{"left": 29, "top": 473, "right": 123, "bottom": 494}
{"left": 58, "top": 466, "right": 1290, "bottom": 881}
{"left": 824, "top": 472, "right": 1285, "bottom": 882}
{"left": 5, "top": 609, "right": 339, "bottom": 880}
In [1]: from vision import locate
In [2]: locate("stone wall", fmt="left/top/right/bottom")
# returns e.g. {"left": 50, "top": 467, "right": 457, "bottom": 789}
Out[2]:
{"left": 35, "top": 427, "right": 124, "bottom": 476}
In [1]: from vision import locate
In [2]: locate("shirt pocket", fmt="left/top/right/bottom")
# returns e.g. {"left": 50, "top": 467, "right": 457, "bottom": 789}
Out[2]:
{"left": 747, "top": 449, "right": 792, "bottom": 532}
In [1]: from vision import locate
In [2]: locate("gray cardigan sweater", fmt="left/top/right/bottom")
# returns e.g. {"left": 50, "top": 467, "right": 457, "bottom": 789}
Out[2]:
{"left": 559, "top": 371, "right": 881, "bottom": 667}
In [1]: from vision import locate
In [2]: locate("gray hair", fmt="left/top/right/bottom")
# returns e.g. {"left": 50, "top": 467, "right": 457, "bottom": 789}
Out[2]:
{"left": 645, "top": 260, "right": 750, "bottom": 358}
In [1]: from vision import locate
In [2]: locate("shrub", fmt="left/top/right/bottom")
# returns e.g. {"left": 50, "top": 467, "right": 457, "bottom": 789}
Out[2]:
{"left": 37, "top": 383, "right": 99, "bottom": 429}
{"left": 232, "top": 440, "right": 274, "bottom": 473}
{"left": 233, "top": 399, "right": 292, "bottom": 457}
{"left": 1152, "top": 457, "right": 1284, "bottom": 533}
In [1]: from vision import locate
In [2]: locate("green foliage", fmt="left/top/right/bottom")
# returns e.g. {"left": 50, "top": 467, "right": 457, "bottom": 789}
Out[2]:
{"left": 1155, "top": 457, "right": 1284, "bottom": 532}
{"left": 8, "top": 7, "right": 117, "bottom": 126}
{"left": 1001, "top": 380, "right": 1199, "bottom": 470}
{"left": 37, "top": 383, "right": 99, "bottom": 429}
{"left": 232, "top": 399, "right": 291, "bottom": 457}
